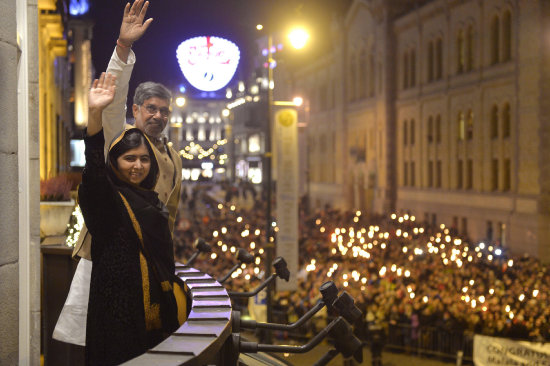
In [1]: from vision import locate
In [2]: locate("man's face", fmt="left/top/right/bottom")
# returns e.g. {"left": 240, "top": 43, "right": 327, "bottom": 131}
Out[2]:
{"left": 132, "top": 97, "right": 170, "bottom": 139}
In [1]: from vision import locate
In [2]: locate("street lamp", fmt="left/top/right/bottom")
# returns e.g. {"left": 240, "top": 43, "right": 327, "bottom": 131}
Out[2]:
{"left": 288, "top": 27, "right": 310, "bottom": 50}
{"left": 175, "top": 96, "right": 186, "bottom": 108}
{"left": 261, "top": 26, "right": 309, "bottom": 341}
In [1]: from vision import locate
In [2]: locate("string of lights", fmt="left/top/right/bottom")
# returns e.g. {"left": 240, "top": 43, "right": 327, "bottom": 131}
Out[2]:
{"left": 179, "top": 139, "right": 228, "bottom": 161}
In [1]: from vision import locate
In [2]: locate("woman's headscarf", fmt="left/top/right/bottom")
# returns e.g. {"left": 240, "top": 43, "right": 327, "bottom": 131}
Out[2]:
{"left": 106, "top": 128, "right": 181, "bottom": 333}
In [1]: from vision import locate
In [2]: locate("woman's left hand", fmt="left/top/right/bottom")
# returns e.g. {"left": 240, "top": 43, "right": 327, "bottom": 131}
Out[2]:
{"left": 89, "top": 72, "right": 117, "bottom": 111}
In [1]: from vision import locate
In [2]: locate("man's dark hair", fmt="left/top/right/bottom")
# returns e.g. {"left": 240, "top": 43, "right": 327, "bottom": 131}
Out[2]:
{"left": 133, "top": 81, "right": 172, "bottom": 106}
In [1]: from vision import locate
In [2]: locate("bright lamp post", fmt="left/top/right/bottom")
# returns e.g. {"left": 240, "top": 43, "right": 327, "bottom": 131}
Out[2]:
{"left": 260, "top": 25, "right": 309, "bottom": 339}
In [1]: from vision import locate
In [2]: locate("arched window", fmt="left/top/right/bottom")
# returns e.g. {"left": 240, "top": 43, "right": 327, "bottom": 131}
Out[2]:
{"left": 410, "top": 119, "right": 416, "bottom": 145}
{"left": 368, "top": 53, "right": 375, "bottom": 97}
{"left": 428, "top": 40, "right": 434, "bottom": 82}
{"left": 466, "top": 25, "right": 474, "bottom": 71}
{"left": 491, "top": 158, "right": 499, "bottom": 191}
{"left": 457, "top": 29, "right": 465, "bottom": 73}
{"left": 403, "top": 52, "right": 409, "bottom": 89}
{"left": 427, "top": 116, "right": 434, "bottom": 143}
{"left": 466, "top": 109, "right": 474, "bottom": 140}
{"left": 457, "top": 159, "right": 464, "bottom": 189}
{"left": 435, "top": 114, "right": 442, "bottom": 143}
{"left": 319, "top": 134, "right": 327, "bottom": 153}
{"left": 319, "top": 82, "right": 328, "bottom": 110}
{"left": 491, "top": 15, "right": 500, "bottom": 65}
{"left": 491, "top": 105, "right": 499, "bottom": 138}
{"left": 358, "top": 49, "right": 367, "bottom": 99}
{"left": 410, "top": 49, "right": 416, "bottom": 87}
{"left": 502, "top": 102, "right": 511, "bottom": 138}
{"left": 457, "top": 111, "right": 465, "bottom": 141}
{"left": 403, "top": 120, "right": 408, "bottom": 146}
{"left": 436, "top": 38, "right": 443, "bottom": 79}
{"left": 428, "top": 160, "right": 434, "bottom": 187}
{"left": 503, "top": 159, "right": 511, "bottom": 191}
{"left": 502, "top": 10, "right": 512, "bottom": 61}
{"left": 349, "top": 54, "right": 357, "bottom": 101}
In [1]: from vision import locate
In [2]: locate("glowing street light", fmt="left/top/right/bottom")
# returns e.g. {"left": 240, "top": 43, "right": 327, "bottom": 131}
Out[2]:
{"left": 288, "top": 27, "right": 310, "bottom": 50}
{"left": 175, "top": 96, "right": 186, "bottom": 107}
{"left": 292, "top": 96, "right": 303, "bottom": 107}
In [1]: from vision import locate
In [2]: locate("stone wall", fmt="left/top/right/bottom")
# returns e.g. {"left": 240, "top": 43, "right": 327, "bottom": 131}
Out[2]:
{"left": 0, "top": 0, "right": 21, "bottom": 362}
{"left": 0, "top": 0, "right": 40, "bottom": 363}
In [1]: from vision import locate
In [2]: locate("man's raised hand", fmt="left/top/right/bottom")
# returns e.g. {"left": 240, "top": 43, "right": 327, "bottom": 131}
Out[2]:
{"left": 118, "top": 0, "right": 153, "bottom": 47}
{"left": 89, "top": 73, "right": 116, "bottom": 111}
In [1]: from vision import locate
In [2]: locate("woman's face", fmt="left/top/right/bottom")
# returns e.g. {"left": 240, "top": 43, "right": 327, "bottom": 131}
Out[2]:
{"left": 116, "top": 143, "right": 151, "bottom": 185}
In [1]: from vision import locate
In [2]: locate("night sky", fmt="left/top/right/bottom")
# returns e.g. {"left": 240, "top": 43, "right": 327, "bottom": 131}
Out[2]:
{"left": 86, "top": 0, "right": 352, "bottom": 96}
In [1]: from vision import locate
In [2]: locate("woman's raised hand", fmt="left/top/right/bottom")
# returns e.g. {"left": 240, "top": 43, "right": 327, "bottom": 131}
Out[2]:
{"left": 89, "top": 73, "right": 116, "bottom": 111}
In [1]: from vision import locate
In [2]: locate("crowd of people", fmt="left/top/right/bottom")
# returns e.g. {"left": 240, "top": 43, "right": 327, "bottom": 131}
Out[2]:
{"left": 173, "top": 182, "right": 550, "bottom": 345}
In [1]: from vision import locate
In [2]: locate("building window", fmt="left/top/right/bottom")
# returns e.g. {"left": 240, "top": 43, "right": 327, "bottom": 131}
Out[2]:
{"left": 502, "top": 102, "right": 511, "bottom": 138}
{"left": 404, "top": 161, "right": 409, "bottom": 186}
{"left": 403, "top": 120, "right": 408, "bottom": 146}
{"left": 410, "top": 119, "right": 416, "bottom": 145}
{"left": 457, "top": 29, "right": 465, "bottom": 74}
{"left": 461, "top": 217, "right": 468, "bottom": 236}
{"left": 427, "top": 116, "right": 434, "bottom": 143}
{"left": 410, "top": 48, "right": 416, "bottom": 87}
{"left": 457, "top": 111, "right": 465, "bottom": 141}
{"left": 466, "top": 25, "right": 474, "bottom": 71}
{"left": 428, "top": 160, "right": 434, "bottom": 187}
{"left": 491, "top": 105, "right": 499, "bottom": 139}
{"left": 503, "top": 158, "right": 511, "bottom": 191}
{"left": 466, "top": 109, "right": 474, "bottom": 140}
{"left": 368, "top": 54, "right": 375, "bottom": 97}
{"left": 457, "top": 159, "right": 463, "bottom": 189}
{"left": 491, "top": 15, "right": 500, "bottom": 65}
{"left": 453, "top": 216, "right": 459, "bottom": 234}
{"left": 349, "top": 55, "right": 357, "bottom": 101}
{"left": 403, "top": 53, "right": 409, "bottom": 89}
{"left": 427, "top": 40, "right": 434, "bottom": 82}
{"left": 411, "top": 161, "right": 416, "bottom": 187}
{"left": 436, "top": 38, "right": 443, "bottom": 79}
{"left": 436, "top": 160, "right": 442, "bottom": 188}
{"left": 487, "top": 221, "right": 494, "bottom": 241}
{"left": 378, "top": 61, "right": 383, "bottom": 93}
{"left": 435, "top": 114, "right": 442, "bottom": 143}
{"left": 198, "top": 126, "right": 206, "bottom": 141}
{"left": 466, "top": 159, "right": 473, "bottom": 189}
{"left": 358, "top": 49, "right": 367, "bottom": 99}
{"left": 491, "top": 158, "right": 499, "bottom": 191}
{"left": 502, "top": 10, "right": 512, "bottom": 62}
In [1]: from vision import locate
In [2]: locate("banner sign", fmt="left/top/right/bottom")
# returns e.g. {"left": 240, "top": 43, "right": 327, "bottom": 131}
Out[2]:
{"left": 274, "top": 109, "right": 298, "bottom": 291}
{"left": 474, "top": 334, "right": 550, "bottom": 366}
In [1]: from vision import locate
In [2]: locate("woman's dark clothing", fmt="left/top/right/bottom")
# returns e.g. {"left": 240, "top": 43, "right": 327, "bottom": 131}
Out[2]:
{"left": 79, "top": 129, "right": 183, "bottom": 366}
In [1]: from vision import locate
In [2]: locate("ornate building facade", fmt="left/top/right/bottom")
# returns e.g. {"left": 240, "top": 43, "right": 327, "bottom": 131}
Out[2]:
{"left": 294, "top": 0, "right": 550, "bottom": 260}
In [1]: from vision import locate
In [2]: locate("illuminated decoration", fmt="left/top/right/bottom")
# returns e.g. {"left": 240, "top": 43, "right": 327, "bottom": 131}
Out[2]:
{"left": 180, "top": 139, "right": 227, "bottom": 161}
{"left": 69, "top": 0, "right": 90, "bottom": 16}
{"left": 176, "top": 36, "right": 240, "bottom": 92}
{"left": 65, "top": 205, "right": 84, "bottom": 247}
